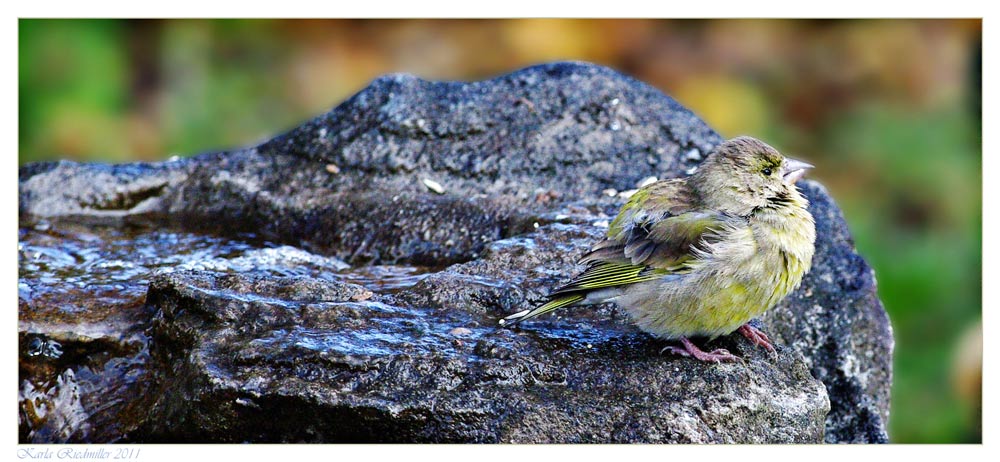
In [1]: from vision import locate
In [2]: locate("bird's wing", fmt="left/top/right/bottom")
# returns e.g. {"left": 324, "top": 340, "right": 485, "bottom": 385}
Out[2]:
{"left": 548, "top": 261, "right": 671, "bottom": 297}
{"left": 585, "top": 179, "right": 709, "bottom": 268}
{"left": 549, "top": 180, "right": 746, "bottom": 298}
{"left": 605, "top": 179, "right": 696, "bottom": 241}
{"left": 583, "top": 210, "right": 741, "bottom": 268}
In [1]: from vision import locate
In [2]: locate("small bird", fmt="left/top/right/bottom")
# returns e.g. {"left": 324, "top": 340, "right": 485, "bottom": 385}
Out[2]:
{"left": 500, "top": 136, "right": 816, "bottom": 362}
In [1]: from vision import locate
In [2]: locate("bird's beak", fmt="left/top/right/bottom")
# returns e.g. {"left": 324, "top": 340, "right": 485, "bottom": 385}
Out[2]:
{"left": 782, "top": 158, "right": 814, "bottom": 184}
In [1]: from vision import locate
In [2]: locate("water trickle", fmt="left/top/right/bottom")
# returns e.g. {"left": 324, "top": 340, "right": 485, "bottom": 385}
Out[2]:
{"left": 18, "top": 217, "right": 435, "bottom": 308}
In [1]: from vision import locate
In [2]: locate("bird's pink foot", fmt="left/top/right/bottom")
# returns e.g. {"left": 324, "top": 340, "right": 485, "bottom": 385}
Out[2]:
{"left": 738, "top": 324, "right": 776, "bottom": 353}
{"left": 660, "top": 337, "right": 741, "bottom": 363}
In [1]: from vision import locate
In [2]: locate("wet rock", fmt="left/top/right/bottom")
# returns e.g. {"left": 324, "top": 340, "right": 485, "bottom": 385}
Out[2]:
{"left": 18, "top": 61, "right": 892, "bottom": 443}
{"left": 15, "top": 219, "right": 354, "bottom": 443}
{"left": 18, "top": 294, "right": 155, "bottom": 443}
{"left": 141, "top": 270, "right": 828, "bottom": 443}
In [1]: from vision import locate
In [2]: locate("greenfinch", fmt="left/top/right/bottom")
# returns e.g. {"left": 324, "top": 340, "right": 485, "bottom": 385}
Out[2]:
{"left": 501, "top": 136, "right": 816, "bottom": 362}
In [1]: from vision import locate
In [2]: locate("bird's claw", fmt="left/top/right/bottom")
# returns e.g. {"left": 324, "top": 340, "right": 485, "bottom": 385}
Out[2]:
{"left": 738, "top": 324, "right": 776, "bottom": 353}
{"left": 661, "top": 338, "right": 742, "bottom": 363}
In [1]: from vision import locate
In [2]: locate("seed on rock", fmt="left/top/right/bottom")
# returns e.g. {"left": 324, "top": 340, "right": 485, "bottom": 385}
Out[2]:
{"left": 422, "top": 178, "right": 446, "bottom": 194}
{"left": 325, "top": 164, "right": 341, "bottom": 174}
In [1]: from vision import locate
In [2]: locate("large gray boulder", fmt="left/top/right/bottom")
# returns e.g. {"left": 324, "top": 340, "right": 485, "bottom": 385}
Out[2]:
{"left": 18, "top": 61, "right": 891, "bottom": 443}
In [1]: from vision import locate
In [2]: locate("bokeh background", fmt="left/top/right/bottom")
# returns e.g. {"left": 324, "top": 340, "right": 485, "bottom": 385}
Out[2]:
{"left": 18, "top": 18, "right": 982, "bottom": 443}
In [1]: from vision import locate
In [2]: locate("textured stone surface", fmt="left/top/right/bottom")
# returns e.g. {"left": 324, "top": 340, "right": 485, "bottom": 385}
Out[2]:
{"left": 18, "top": 61, "right": 892, "bottom": 443}
{"left": 140, "top": 260, "right": 829, "bottom": 443}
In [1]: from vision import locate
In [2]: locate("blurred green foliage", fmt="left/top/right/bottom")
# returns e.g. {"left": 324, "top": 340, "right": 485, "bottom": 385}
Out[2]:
{"left": 824, "top": 105, "right": 982, "bottom": 443}
{"left": 18, "top": 18, "right": 981, "bottom": 443}
{"left": 20, "top": 20, "right": 129, "bottom": 161}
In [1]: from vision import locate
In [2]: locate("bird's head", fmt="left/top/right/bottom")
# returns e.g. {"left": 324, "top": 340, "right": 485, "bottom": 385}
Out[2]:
{"left": 691, "top": 136, "right": 813, "bottom": 216}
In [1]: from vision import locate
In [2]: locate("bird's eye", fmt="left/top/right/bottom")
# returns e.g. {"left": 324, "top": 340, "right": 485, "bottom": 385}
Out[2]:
{"left": 762, "top": 167, "right": 772, "bottom": 176}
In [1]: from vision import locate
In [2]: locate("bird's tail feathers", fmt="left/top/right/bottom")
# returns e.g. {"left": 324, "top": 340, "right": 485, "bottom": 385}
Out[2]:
{"left": 499, "top": 294, "right": 585, "bottom": 326}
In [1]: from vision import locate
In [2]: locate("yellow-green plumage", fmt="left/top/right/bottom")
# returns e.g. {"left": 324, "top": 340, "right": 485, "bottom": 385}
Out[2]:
{"left": 501, "top": 136, "right": 816, "bottom": 361}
